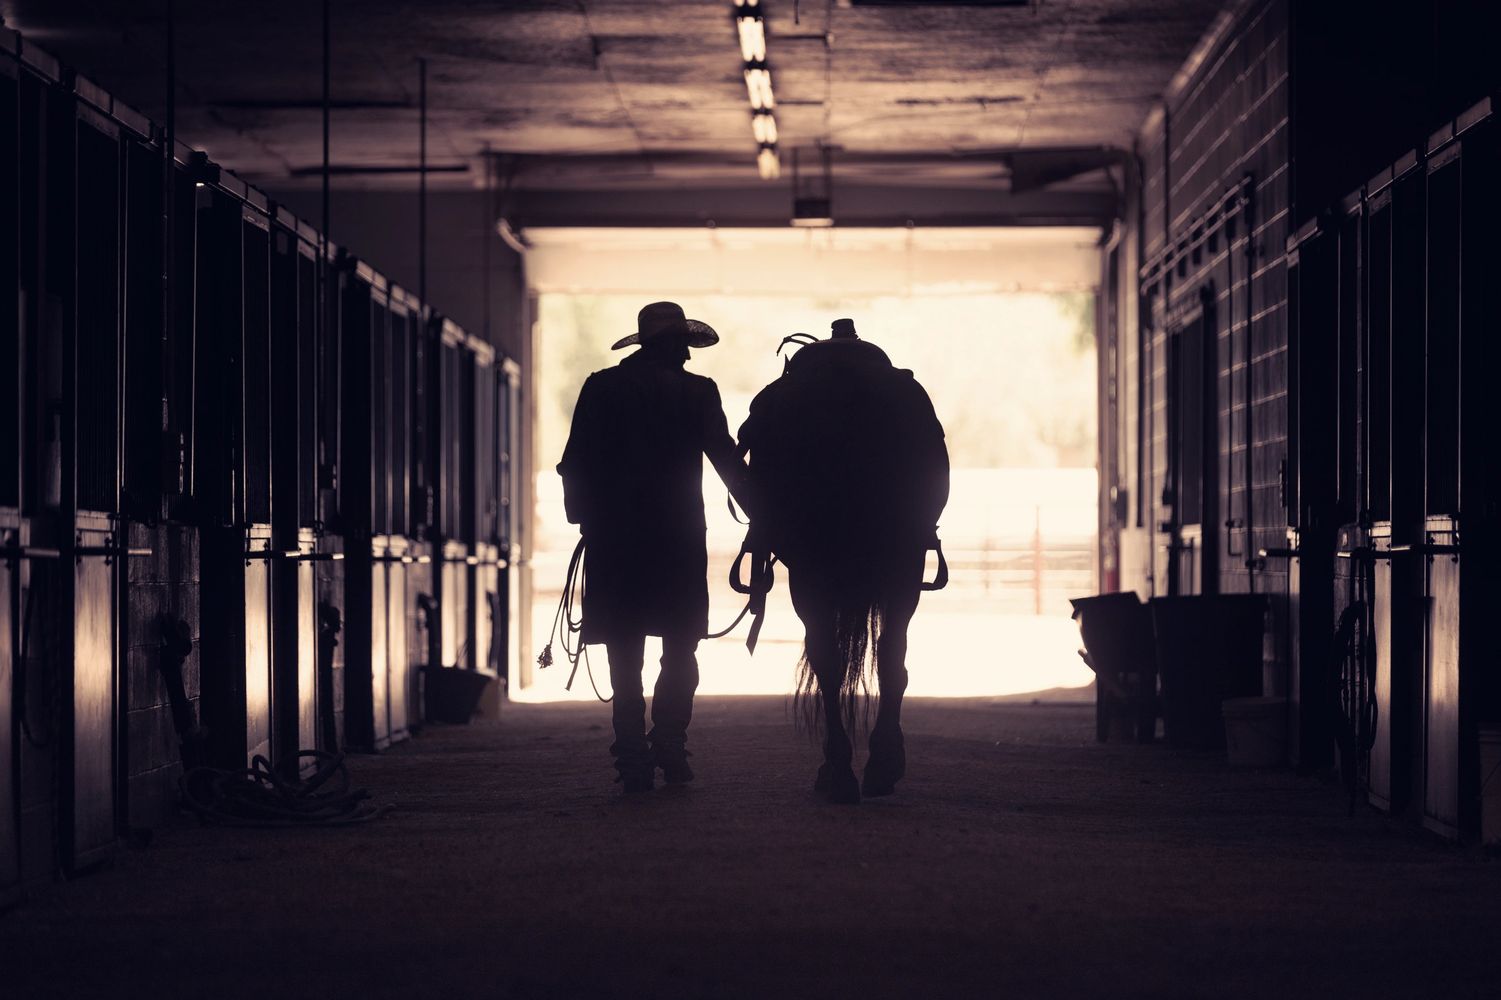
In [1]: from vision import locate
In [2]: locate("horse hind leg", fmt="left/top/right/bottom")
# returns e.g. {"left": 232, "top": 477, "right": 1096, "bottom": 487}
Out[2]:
{"left": 791, "top": 578, "right": 861, "bottom": 804}
{"left": 864, "top": 594, "right": 916, "bottom": 797}
{"left": 813, "top": 661, "right": 860, "bottom": 805}
{"left": 863, "top": 663, "right": 907, "bottom": 797}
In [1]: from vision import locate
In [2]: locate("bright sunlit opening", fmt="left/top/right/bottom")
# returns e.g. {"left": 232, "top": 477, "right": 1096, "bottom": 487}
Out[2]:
{"left": 519, "top": 228, "right": 1100, "bottom": 703}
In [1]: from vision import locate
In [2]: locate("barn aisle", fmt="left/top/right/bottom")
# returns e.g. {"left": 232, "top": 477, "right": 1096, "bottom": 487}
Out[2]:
{"left": 6, "top": 697, "right": 1501, "bottom": 999}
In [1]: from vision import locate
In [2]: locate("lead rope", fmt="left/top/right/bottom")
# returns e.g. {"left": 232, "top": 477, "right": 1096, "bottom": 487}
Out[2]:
{"left": 537, "top": 539, "right": 612, "bottom": 703}
{"left": 538, "top": 534, "right": 771, "bottom": 690}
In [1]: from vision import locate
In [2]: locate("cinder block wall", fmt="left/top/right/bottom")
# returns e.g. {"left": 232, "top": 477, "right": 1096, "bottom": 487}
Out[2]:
{"left": 1102, "top": 1, "right": 1292, "bottom": 604}
{"left": 1138, "top": 0, "right": 1293, "bottom": 602}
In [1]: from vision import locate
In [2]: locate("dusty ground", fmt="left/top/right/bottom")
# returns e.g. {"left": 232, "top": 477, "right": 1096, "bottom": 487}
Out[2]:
{"left": 5, "top": 696, "right": 1501, "bottom": 999}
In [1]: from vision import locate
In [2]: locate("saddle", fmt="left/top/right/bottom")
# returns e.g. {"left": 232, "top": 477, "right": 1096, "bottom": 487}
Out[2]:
{"left": 724, "top": 322, "right": 950, "bottom": 651}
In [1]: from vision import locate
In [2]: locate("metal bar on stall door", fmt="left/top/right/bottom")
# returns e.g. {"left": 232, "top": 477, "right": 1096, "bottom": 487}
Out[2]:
{"left": 1225, "top": 208, "right": 1238, "bottom": 562}
{"left": 162, "top": 0, "right": 175, "bottom": 519}
{"left": 322, "top": 0, "right": 330, "bottom": 245}
{"left": 320, "top": 0, "right": 331, "bottom": 508}
{"left": 482, "top": 143, "right": 491, "bottom": 344}
{"left": 1242, "top": 181, "right": 1256, "bottom": 593}
{"left": 418, "top": 57, "right": 427, "bottom": 312}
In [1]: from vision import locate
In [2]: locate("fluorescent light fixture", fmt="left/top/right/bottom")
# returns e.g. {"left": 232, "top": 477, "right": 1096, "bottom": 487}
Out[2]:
{"left": 736, "top": 15, "right": 766, "bottom": 62}
{"left": 734, "top": 0, "right": 760, "bottom": 7}
{"left": 743, "top": 67, "right": 775, "bottom": 110}
{"left": 752, "top": 112, "right": 778, "bottom": 145}
{"left": 757, "top": 147, "right": 781, "bottom": 180}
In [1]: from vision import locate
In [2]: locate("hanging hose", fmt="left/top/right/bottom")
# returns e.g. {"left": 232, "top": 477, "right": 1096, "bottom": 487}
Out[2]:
{"left": 1332, "top": 599, "right": 1377, "bottom": 817}
{"left": 179, "top": 750, "right": 393, "bottom": 827}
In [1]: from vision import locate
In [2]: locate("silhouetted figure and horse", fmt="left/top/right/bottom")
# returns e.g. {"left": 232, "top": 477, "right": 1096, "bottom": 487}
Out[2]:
{"left": 551, "top": 306, "right": 948, "bottom": 803}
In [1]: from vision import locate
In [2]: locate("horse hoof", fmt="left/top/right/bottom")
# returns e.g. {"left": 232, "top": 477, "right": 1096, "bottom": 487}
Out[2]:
{"left": 813, "top": 763, "right": 832, "bottom": 794}
{"left": 822, "top": 765, "right": 861, "bottom": 805}
{"left": 863, "top": 733, "right": 906, "bottom": 796}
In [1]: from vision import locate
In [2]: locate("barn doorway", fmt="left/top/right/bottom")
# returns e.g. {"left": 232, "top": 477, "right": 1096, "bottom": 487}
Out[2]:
{"left": 518, "top": 227, "right": 1100, "bottom": 701}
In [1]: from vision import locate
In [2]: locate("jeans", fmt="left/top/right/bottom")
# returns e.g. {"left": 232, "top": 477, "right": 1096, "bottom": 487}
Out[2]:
{"left": 604, "top": 633, "right": 700, "bottom": 769}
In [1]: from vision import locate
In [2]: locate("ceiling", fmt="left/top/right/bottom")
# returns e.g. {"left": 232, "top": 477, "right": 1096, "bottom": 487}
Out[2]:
{"left": 3, "top": 0, "right": 1225, "bottom": 225}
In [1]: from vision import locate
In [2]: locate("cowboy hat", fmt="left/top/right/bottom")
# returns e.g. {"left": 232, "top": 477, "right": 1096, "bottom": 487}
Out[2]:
{"left": 610, "top": 301, "right": 720, "bottom": 351}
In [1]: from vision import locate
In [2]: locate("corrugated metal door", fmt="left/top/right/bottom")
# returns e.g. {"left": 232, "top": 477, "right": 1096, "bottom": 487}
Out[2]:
{"left": 1417, "top": 103, "right": 1500, "bottom": 839}
{"left": 369, "top": 538, "right": 390, "bottom": 750}
{"left": 472, "top": 346, "right": 497, "bottom": 675}
{"left": 68, "top": 518, "right": 114, "bottom": 871}
{"left": 66, "top": 101, "right": 122, "bottom": 872}
{"left": 386, "top": 300, "right": 411, "bottom": 742}
{"left": 499, "top": 360, "right": 521, "bottom": 685}
{"left": 438, "top": 325, "right": 470, "bottom": 669}
{"left": 296, "top": 529, "right": 317, "bottom": 759}
{"left": 1, "top": 527, "right": 17, "bottom": 904}
{"left": 1, "top": 51, "right": 20, "bottom": 905}
{"left": 386, "top": 536, "right": 408, "bottom": 742}
{"left": 244, "top": 525, "right": 273, "bottom": 765}
{"left": 1284, "top": 219, "right": 1339, "bottom": 770}
{"left": 1422, "top": 523, "right": 1460, "bottom": 835}
{"left": 1420, "top": 129, "right": 1463, "bottom": 838}
{"left": 1370, "top": 153, "right": 1427, "bottom": 816}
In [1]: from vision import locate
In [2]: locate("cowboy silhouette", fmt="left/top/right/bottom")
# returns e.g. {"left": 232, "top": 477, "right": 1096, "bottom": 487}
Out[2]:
{"left": 557, "top": 302, "right": 753, "bottom": 793}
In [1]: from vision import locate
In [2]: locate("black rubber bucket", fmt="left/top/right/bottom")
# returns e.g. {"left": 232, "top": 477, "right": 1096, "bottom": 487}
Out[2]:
{"left": 1149, "top": 595, "right": 1267, "bottom": 750}
{"left": 1070, "top": 592, "right": 1157, "bottom": 743}
{"left": 421, "top": 666, "right": 492, "bottom": 724}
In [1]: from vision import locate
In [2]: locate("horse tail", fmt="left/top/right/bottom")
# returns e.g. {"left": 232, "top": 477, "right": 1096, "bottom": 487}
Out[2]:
{"left": 793, "top": 601, "right": 884, "bottom": 740}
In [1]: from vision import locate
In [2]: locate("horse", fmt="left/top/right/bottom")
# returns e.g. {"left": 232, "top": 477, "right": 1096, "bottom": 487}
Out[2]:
{"left": 735, "top": 321, "right": 949, "bottom": 803}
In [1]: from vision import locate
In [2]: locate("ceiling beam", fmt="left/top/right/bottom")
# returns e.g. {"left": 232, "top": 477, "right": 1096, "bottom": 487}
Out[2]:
{"left": 509, "top": 183, "right": 1118, "bottom": 229}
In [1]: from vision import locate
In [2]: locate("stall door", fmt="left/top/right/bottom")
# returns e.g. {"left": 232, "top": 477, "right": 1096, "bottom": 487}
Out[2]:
{"left": 1369, "top": 154, "right": 1428, "bottom": 815}
{"left": 68, "top": 518, "right": 116, "bottom": 871}
{"left": 242, "top": 210, "right": 274, "bottom": 766}
{"left": 386, "top": 302, "right": 411, "bottom": 742}
{"left": 1285, "top": 221, "right": 1339, "bottom": 770}
{"left": 386, "top": 537, "right": 409, "bottom": 743}
{"left": 1365, "top": 173, "right": 1399, "bottom": 811}
{"left": 1419, "top": 107, "right": 1501, "bottom": 839}
{"left": 1165, "top": 290, "right": 1217, "bottom": 597}
{"left": 244, "top": 527, "right": 273, "bottom": 765}
{"left": 499, "top": 360, "right": 521, "bottom": 685}
{"left": 473, "top": 351, "right": 497, "bottom": 675}
{"left": 66, "top": 106, "right": 123, "bottom": 872}
{"left": 370, "top": 540, "right": 390, "bottom": 750}
{"left": 1421, "top": 134, "right": 1463, "bottom": 837}
{"left": 1, "top": 529, "right": 18, "bottom": 903}
{"left": 0, "top": 56, "right": 20, "bottom": 904}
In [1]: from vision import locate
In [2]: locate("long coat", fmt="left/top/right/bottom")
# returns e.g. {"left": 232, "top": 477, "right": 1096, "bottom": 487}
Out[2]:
{"left": 557, "top": 349, "right": 748, "bottom": 643}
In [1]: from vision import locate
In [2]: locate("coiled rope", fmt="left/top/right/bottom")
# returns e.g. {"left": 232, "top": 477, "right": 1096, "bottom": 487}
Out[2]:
{"left": 537, "top": 537, "right": 762, "bottom": 701}
{"left": 537, "top": 539, "right": 611, "bottom": 702}
{"left": 179, "top": 750, "right": 393, "bottom": 827}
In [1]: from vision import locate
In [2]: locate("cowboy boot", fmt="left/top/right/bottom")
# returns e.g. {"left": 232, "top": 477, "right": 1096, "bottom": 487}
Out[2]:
{"left": 651, "top": 735, "right": 695, "bottom": 785}
{"left": 611, "top": 739, "right": 656, "bottom": 794}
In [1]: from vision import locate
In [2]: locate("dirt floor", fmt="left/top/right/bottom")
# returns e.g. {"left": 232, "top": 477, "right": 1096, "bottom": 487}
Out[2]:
{"left": 5, "top": 696, "right": 1501, "bottom": 999}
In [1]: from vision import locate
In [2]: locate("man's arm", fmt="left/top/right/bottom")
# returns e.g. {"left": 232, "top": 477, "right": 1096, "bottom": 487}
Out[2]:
{"left": 702, "top": 382, "right": 757, "bottom": 518}
{"left": 557, "top": 375, "right": 600, "bottom": 527}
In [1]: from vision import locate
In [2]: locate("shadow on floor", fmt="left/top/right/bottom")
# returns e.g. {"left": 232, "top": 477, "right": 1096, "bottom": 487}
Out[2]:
{"left": 4, "top": 696, "right": 1500, "bottom": 999}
